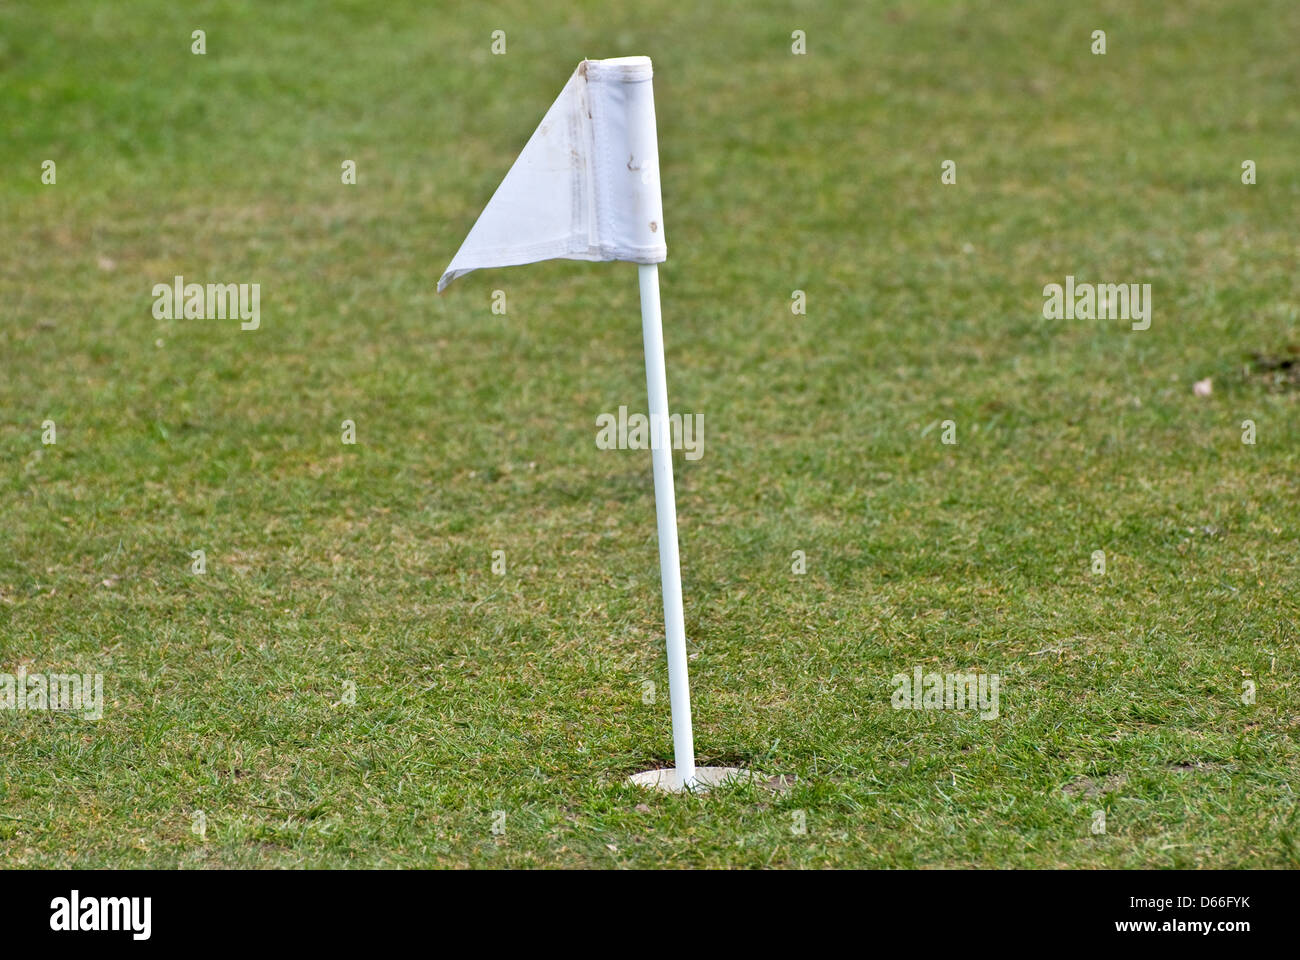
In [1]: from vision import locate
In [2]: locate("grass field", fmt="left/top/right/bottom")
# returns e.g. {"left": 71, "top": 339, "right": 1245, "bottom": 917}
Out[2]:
{"left": 2, "top": 0, "right": 1298, "bottom": 868}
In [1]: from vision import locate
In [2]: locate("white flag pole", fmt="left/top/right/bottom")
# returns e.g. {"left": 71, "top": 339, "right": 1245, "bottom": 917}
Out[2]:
{"left": 637, "top": 262, "right": 697, "bottom": 790}
{"left": 439, "top": 56, "right": 758, "bottom": 791}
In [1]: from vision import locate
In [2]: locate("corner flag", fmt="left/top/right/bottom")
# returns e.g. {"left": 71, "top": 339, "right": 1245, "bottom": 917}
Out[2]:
{"left": 441, "top": 57, "right": 706, "bottom": 790}
{"left": 438, "top": 57, "right": 667, "bottom": 292}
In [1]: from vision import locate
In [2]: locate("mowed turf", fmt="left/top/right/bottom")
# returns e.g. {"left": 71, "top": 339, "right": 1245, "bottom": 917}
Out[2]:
{"left": 1, "top": 0, "right": 1297, "bottom": 868}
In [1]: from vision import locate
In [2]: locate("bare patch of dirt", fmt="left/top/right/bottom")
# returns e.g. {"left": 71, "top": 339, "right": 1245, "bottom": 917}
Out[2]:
{"left": 1245, "top": 346, "right": 1300, "bottom": 392}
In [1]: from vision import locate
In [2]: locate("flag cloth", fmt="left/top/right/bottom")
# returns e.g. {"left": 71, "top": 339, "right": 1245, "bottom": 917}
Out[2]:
{"left": 438, "top": 56, "right": 667, "bottom": 292}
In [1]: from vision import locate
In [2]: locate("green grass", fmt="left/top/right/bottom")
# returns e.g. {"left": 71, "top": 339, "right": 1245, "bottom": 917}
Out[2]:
{"left": 1, "top": 0, "right": 1298, "bottom": 868}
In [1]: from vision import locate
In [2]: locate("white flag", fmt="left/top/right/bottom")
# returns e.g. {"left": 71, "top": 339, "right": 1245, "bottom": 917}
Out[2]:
{"left": 438, "top": 56, "right": 667, "bottom": 292}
